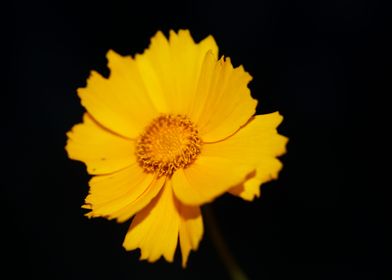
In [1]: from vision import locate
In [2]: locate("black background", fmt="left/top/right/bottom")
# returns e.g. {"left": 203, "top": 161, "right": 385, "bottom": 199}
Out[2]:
{"left": 3, "top": 0, "right": 390, "bottom": 279}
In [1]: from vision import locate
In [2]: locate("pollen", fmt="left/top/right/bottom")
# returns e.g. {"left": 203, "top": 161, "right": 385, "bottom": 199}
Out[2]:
{"left": 135, "top": 114, "right": 202, "bottom": 177}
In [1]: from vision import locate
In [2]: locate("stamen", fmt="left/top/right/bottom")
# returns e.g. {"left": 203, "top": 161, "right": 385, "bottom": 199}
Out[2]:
{"left": 135, "top": 114, "right": 202, "bottom": 177}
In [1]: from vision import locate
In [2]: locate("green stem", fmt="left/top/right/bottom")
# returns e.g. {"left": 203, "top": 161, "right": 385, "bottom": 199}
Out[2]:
{"left": 203, "top": 204, "right": 249, "bottom": 280}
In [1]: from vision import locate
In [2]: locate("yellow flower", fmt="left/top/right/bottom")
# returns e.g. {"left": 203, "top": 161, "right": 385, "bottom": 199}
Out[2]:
{"left": 66, "top": 30, "right": 288, "bottom": 267}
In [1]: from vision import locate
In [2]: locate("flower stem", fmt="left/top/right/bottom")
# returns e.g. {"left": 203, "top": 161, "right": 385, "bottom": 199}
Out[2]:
{"left": 203, "top": 204, "right": 249, "bottom": 280}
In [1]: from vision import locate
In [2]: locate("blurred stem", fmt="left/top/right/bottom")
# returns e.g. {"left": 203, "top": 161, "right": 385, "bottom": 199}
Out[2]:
{"left": 203, "top": 204, "right": 249, "bottom": 280}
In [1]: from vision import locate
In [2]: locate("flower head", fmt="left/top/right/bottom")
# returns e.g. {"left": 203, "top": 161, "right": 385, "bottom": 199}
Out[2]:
{"left": 66, "top": 30, "right": 288, "bottom": 267}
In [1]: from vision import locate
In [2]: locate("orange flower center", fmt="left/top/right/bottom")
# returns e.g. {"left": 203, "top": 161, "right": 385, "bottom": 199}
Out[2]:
{"left": 136, "top": 114, "right": 202, "bottom": 177}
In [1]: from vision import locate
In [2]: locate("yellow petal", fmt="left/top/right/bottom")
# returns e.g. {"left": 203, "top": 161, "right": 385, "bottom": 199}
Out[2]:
{"left": 172, "top": 112, "right": 287, "bottom": 205}
{"left": 203, "top": 112, "right": 287, "bottom": 160}
{"left": 111, "top": 175, "right": 166, "bottom": 223}
{"left": 171, "top": 156, "right": 253, "bottom": 205}
{"left": 203, "top": 112, "right": 288, "bottom": 201}
{"left": 229, "top": 159, "right": 283, "bottom": 201}
{"left": 123, "top": 183, "right": 180, "bottom": 263}
{"left": 78, "top": 50, "right": 158, "bottom": 139}
{"left": 66, "top": 114, "right": 135, "bottom": 175}
{"left": 135, "top": 30, "right": 218, "bottom": 114}
{"left": 189, "top": 52, "right": 257, "bottom": 142}
{"left": 84, "top": 164, "right": 165, "bottom": 222}
{"left": 177, "top": 198, "right": 203, "bottom": 267}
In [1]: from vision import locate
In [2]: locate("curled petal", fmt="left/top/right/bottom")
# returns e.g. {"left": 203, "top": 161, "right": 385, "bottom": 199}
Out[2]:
{"left": 85, "top": 164, "right": 165, "bottom": 222}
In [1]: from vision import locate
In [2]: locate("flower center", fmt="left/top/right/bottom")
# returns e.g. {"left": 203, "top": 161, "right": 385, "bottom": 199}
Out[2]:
{"left": 135, "top": 114, "right": 202, "bottom": 177}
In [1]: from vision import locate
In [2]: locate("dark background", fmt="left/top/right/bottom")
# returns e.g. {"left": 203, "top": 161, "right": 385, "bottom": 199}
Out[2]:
{"left": 3, "top": 0, "right": 390, "bottom": 279}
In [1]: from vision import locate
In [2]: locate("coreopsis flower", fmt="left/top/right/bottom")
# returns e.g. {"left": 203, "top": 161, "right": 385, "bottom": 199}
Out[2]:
{"left": 66, "top": 30, "right": 287, "bottom": 267}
